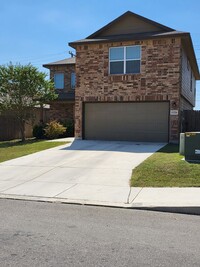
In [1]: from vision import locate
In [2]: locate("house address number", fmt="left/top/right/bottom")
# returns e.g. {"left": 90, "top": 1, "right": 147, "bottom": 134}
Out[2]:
{"left": 170, "top": 110, "right": 178, "bottom": 116}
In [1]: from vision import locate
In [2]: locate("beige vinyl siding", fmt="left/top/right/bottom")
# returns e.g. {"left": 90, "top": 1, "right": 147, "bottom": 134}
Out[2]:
{"left": 98, "top": 14, "right": 163, "bottom": 37}
{"left": 181, "top": 48, "right": 196, "bottom": 106}
{"left": 180, "top": 97, "right": 193, "bottom": 111}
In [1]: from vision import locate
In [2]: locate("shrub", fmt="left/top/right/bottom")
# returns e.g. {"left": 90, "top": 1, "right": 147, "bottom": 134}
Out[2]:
{"left": 44, "top": 121, "right": 66, "bottom": 139}
{"left": 59, "top": 119, "right": 74, "bottom": 137}
{"left": 32, "top": 122, "right": 46, "bottom": 139}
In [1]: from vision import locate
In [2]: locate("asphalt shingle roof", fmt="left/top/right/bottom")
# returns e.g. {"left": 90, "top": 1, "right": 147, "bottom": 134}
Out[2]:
{"left": 43, "top": 57, "right": 76, "bottom": 67}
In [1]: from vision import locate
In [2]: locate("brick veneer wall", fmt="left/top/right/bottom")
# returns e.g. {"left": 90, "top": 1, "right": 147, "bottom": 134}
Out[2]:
{"left": 49, "top": 102, "right": 74, "bottom": 122}
{"left": 74, "top": 37, "right": 182, "bottom": 142}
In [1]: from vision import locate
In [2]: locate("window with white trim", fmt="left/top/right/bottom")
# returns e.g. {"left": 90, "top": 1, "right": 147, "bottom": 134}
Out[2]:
{"left": 54, "top": 73, "right": 64, "bottom": 89}
{"left": 109, "top": 46, "right": 141, "bottom": 75}
{"left": 71, "top": 72, "right": 76, "bottom": 89}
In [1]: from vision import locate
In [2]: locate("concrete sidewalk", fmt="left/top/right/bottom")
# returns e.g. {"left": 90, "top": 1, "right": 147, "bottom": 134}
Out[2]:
{"left": 0, "top": 139, "right": 199, "bottom": 214}
{"left": 1, "top": 187, "right": 200, "bottom": 214}
{"left": 129, "top": 187, "right": 200, "bottom": 215}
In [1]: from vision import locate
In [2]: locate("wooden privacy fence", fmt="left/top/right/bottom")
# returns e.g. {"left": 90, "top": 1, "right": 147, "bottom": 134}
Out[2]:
{"left": 182, "top": 110, "right": 200, "bottom": 132}
{"left": 0, "top": 116, "right": 20, "bottom": 141}
{"left": 0, "top": 108, "right": 50, "bottom": 141}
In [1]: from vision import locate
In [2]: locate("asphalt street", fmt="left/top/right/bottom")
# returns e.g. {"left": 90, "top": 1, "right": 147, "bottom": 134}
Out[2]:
{"left": 0, "top": 199, "right": 200, "bottom": 267}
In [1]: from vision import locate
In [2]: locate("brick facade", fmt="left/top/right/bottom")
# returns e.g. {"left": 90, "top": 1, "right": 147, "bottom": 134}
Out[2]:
{"left": 49, "top": 101, "right": 74, "bottom": 122}
{"left": 74, "top": 37, "right": 182, "bottom": 142}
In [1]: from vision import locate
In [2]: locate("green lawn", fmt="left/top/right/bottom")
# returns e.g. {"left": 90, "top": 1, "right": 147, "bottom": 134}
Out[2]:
{"left": 0, "top": 139, "right": 68, "bottom": 163}
{"left": 131, "top": 144, "right": 200, "bottom": 187}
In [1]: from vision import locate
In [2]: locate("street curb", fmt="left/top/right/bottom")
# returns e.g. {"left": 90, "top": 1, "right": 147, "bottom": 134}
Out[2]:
{"left": 0, "top": 194, "right": 200, "bottom": 215}
{"left": 129, "top": 206, "right": 200, "bottom": 216}
{"left": 0, "top": 194, "right": 129, "bottom": 208}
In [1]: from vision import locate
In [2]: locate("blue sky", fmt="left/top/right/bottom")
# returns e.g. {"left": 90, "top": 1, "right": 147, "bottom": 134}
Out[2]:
{"left": 1, "top": 0, "right": 200, "bottom": 108}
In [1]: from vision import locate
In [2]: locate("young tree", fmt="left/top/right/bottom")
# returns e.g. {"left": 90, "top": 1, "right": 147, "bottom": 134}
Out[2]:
{"left": 0, "top": 63, "right": 57, "bottom": 141}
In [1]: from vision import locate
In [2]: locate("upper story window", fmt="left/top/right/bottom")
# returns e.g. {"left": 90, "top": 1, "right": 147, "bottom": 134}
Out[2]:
{"left": 71, "top": 72, "right": 76, "bottom": 89}
{"left": 54, "top": 73, "right": 64, "bottom": 89}
{"left": 109, "top": 45, "right": 141, "bottom": 75}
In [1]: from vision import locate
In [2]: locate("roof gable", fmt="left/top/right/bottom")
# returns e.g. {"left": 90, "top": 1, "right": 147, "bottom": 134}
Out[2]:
{"left": 87, "top": 11, "right": 174, "bottom": 39}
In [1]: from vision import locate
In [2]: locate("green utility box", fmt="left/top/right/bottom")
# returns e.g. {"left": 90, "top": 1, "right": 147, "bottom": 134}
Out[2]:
{"left": 185, "top": 132, "right": 200, "bottom": 162}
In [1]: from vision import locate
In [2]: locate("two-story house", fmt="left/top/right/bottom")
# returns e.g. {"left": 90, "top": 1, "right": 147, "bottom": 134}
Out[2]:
{"left": 45, "top": 11, "right": 200, "bottom": 143}
{"left": 43, "top": 57, "right": 76, "bottom": 123}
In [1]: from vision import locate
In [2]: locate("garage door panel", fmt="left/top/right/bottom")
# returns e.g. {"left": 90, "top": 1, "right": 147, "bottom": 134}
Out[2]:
{"left": 84, "top": 102, "right": 169, "bottom": 142}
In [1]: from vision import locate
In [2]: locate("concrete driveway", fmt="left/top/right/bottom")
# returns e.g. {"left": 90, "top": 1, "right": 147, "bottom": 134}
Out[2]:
{"left": 0, "top": 140, "right": 164, "bottom": 206}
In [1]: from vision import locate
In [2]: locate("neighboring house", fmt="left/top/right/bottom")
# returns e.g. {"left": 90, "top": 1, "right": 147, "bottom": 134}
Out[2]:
{"left": 43, "top": 57, "right": 76, "bottom": 123}
{"left": 46, "top": 11, "right": 200, "bottom": 143}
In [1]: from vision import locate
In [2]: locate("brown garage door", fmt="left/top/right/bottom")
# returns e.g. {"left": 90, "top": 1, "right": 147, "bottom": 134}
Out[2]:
{"left": 84, "top": 102, "right": 169, "bottom": 142}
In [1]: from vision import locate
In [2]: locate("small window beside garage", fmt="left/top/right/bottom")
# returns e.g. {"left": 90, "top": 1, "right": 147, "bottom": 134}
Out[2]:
{"left": 109, "top": 45, "right": 141, "bottom": 75}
